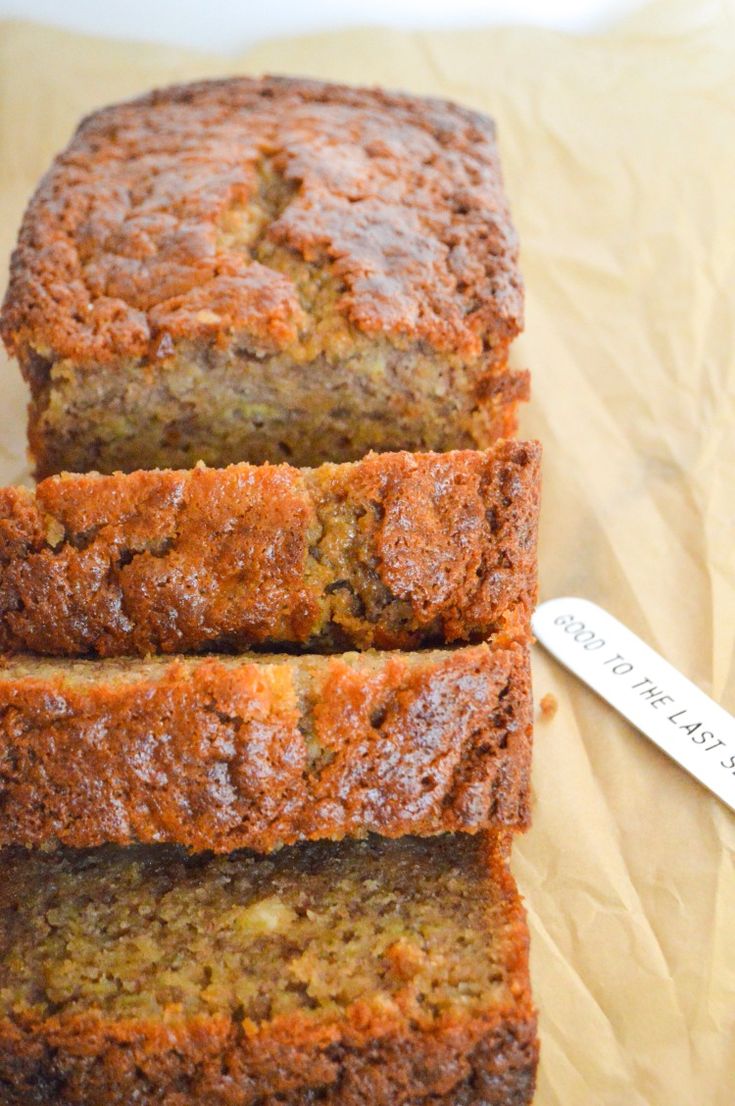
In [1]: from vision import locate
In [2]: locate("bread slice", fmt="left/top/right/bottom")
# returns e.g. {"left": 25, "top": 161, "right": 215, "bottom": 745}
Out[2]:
{"left": 1, "top": 76, "right": 526, "bottom": 479}
{"left": 0, "top": 641, "right": 531, "bottom": 853}
{"left": 0, "top": 441, "right": 540, "bottom": 657}
{"left": 0, "top": 833, "right": 538, "bottom": 1105}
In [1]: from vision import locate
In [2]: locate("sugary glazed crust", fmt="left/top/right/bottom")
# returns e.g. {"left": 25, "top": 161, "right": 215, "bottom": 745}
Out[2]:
{"left": 0, "top": 836, "right": 538, "bottom": 1105}
{"left": 0, "top": 76, "right": 522, "bottom": 367}
{"left": 0, "top": 441, "right": 540, "bottom": 657}
{"left": 0, "top": 642, "right": 532, "bottom": 852}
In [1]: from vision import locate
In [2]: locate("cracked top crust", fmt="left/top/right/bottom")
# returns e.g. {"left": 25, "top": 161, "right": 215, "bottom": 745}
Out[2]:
{"left": 0, "top": 643, "right": 532, "bottom": 852}
{"left": 0, "top": 441, "right": 540, "bottom": 657}
{"left": 0, "top": 76, "right": 523, "bottom": 368}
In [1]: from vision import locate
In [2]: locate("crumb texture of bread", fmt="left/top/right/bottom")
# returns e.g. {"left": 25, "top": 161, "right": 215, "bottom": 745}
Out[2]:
{"left": 0, "top": 76, "right": 525, "bottom": 476}
{"left": 539, "top": 691, "right": 558, "bottom": 719}
{"left": 0, "top": 833, "right": 538, "bottom": 1105}
{"left": 0, "top": 442, "right": 540, "bottom": 657}
{"left": 0, "top": 642, "right": 532, "bottom": 852}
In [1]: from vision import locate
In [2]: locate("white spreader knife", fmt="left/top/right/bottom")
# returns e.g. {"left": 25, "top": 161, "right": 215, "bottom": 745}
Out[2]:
{"left": 532, "top": 597, "right": 735, "bottom": 814}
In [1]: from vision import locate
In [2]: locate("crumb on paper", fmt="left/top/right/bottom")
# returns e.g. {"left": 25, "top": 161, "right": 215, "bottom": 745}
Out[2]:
{"left": 539, "top": 692, "right": 558, "bottom": 720}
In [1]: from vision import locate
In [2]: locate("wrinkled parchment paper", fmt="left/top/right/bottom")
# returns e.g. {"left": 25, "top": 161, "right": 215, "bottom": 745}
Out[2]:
{"left": 1, "top": 5, "right": 733, "bottom": 1103}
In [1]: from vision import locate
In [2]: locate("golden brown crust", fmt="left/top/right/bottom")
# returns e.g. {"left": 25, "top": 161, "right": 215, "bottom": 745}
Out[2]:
{"left": 0, "top": 442, "right": 540, "bottom": 656}
{"left": 1, "top": 76, "right": 522, "bottom": 367}
{"left": 0, "top": 1012, "right": 538, "bottom": 1105}
{"left": 0, "top": 642, "right": 532, "bottom": 852}
{"left": 0, "top": 834, "right": 537, "bottom": 1105}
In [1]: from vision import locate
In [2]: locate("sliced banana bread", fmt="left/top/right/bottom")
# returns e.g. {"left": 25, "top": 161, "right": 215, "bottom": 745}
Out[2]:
{"left": 1, "top": 76, "right": 527, "bottom": 479}
{"left": 0, "top": 441, "right": 540, "bottom": 657}
{"left": 0, "top": 642, "right": 531, "bottom": 852}
{"left": 0, "top": 833, "right": 538, "bottom": 1105}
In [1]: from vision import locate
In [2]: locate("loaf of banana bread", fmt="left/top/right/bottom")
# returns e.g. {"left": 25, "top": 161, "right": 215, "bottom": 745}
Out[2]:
{"left": 0, "top": 833, "right": 538, "bottom": 1105}
{"left": 0, "top": 442, "right": 540, "bottom": 657}
{"left": 0, "top": 641, "right": 532, "bottom": 852}
{"left": 1, "top": 76, "right": 527, "bottom": 479}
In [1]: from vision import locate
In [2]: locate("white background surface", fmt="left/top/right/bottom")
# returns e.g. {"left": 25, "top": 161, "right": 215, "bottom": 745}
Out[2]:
{"left": 1, "top": 0, "right": 646, "bottom": 51}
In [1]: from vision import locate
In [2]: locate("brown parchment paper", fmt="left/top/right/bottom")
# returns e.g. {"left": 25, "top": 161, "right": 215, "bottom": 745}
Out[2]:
{"left": 0, "top": 4, "right": 733, "bottom": 1102}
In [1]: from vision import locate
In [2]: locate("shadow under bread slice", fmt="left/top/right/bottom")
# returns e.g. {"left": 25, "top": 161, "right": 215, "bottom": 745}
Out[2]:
{"left": 0, "top": 441, "right": 540, "bottom": 657}
{"left": 0, "top": 833, "right": 538, "bottom": 1106}
{"left": 0, "top": 641, "right": 532, "bottom": 852}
